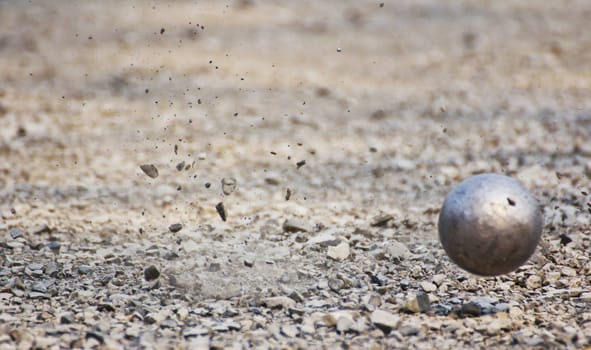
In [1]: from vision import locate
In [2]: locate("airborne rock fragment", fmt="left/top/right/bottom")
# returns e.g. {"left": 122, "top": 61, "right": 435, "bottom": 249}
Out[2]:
{"left": 140, "top": 164, "right": 159, "bottom": 178}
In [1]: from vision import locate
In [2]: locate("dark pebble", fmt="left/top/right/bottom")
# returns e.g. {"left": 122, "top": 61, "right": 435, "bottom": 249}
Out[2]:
{"left": 140, "top": 164, "right": 159, "bottom": 178}
{"left": 216, "top": 202, "right": 227, "bottom": 221}
{"left": 144, "top": 265, "right": 160, "bottom": 281}
{"left": 168, "top": 223, "right": 183, "bottom": 233}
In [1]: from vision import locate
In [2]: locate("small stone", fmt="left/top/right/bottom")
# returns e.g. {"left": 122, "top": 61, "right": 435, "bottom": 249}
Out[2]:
{"left": 282, "top": 219, "right": 311, "bottom": 233}
{"left": 526, "top": 275, "right": 542, "bottom": 289}
{"left": 369, "top": 273, "right": 388, "bottom": 286}
{"left": 385, "top": 241, "right": 412, "bottom": 261}
{"left": 484, "top": 317, "right": 511, "bottom": 335}
{"left": 46, "top": 241, "right": 61, "bottom": 252}
{"left": 461, "top": 302, "right": 482, "bottom": 316}
{"left": 419, "top": 281, "right": 437, "bottom": 292}
{"left": 168, "top": 223, "right": 183, "bottom": 233}
{"left": 32, "top": 224, "right": 51, "bottom": 235}
{"left": 468, "top": 296, "right": 497, "bottom": 313}
{"left": 370, "top": 309, "right": 400, "bottom": 333}
{"left": 371, "top": 214, "right": 394, "bottom": 227}
{"left": 177, "top": 307, "right": 189, "bottom": 321}
{"left": 215, "top": 202, "right": 227, "bottom": 221}
{"left": 296, "top": 160, "right": 306, "bottom": 169}
{"left": 78, "top": 265, "right": 93, "bottom": 274}
{"left": 328, "top": 278, "right": 345, "bottom": 292}
{"left": 545, "top": 271, "right": 561, "bottom": 283}
{"left": 85, "top": 331, "right": 105, "bottom": 344}
{"left": 208, "top": 263, "right": 221, "bottom": 272}
{"left": 9, "top": 228, "right": 23, "bottom": 239}
{"left": 60, "top": 313, "right": 75, "bottom": 324}
{"left": 579, "top": 292, "right": 591, "bottom": 302}
{"left": 327, "top": 242, "right": 350, "bottom": 261}
{"left": 243, "top": 259, "right": 254, "bottom": 267}
{"left": 300, "top": 319, "right": 315, "bottom": 335}
{"left": 494, "top": 303, "right": 511, "bottom": 312}
{"left": 176, "top": 161, "right": 185, "bottom": 171}
{"left": 183, "top": 326, "right": 209, "bottom": 338}
{"left": 337, "top": 316, "right": 355, "bottom": 333}
{"left": 27, "top": 263, "right": 44, "bottom": 271}
{"left": 263, "top": 296, "right": 296, "bottom": 309}
{"left": 140, "top": 164, "right": 159, "bottom": 178}
{"left": 432, "top": 274, "right": 446, "bottom": 286}
{"left": 399, "top": 323, "right": 420, "bottom": 336}
{"left": 306, "top": 232, "right": 341, "bottom": 246}
{"left": 265, "top": 176, "right": 280, "bottom": 185}
{"left": 144, "top": 265, "right": 160, "bottom": 281}
{"left": 97, "top": 303, "right": 116, "bottom": 312}
{"left": 509, "top": 307, "right": 524, "bottom": 318}
{"left": 561, "top": 266, "right": 577, "bottom": 277}
{"left": 280, "top": 325, "right": 298, "bottom": 338}
{"left": 403, "top": 293, "right": 431, "bottom": 313}
{"left": 288, "top": 291, "right": 305, "bottom": 303}
{"left": 31, "top": 280, "right": 53, "bottom": 293}
{"left": 5, "top": 241, "right": 24, "bottom": 249}
{"left": 221, "top": 177, "right": 237, "bottom": 195}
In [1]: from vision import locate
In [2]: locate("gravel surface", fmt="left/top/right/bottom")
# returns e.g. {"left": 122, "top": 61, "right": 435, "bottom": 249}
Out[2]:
{"left": 1, "top": 1, "right": 591, "bottom": 349}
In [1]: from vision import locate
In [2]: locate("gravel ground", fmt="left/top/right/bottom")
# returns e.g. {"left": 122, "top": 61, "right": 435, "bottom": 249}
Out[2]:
{"left": 1, "top": 1, "right": 591, "bottom": 349}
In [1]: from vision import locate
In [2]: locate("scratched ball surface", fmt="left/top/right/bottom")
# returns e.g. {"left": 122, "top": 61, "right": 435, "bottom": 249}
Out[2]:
{"left": 438, "top": 173, "right": 544, "bottom": 276}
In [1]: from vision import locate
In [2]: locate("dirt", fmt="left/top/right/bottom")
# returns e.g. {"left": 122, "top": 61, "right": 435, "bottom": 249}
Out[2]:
{"left": 1, "top": 1, "right": 591, "bottom": 349}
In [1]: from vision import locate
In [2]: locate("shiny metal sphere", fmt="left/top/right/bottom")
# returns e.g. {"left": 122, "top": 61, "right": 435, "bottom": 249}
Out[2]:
{"left": 438, "top": 173, "right": 544, "bottom": 276}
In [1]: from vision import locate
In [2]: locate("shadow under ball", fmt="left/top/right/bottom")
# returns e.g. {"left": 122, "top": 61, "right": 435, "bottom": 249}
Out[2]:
{"left": 438, "top": 173, "right": 544, "bottom": 276}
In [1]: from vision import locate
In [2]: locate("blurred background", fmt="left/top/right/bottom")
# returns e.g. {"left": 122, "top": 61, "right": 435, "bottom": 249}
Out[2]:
{"left": 0, "top": 0, "right": 590, "bottom": 242}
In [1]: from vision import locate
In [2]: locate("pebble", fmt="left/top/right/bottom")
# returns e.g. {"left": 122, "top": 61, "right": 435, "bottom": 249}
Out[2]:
{"left": 144, "top": 265, "right": 160, "bottom": 281}
{"left": 280, "top": 325, "right": 298, "bottom": 338}
{"left": 461, "top": 302, "right": 483, "bottom": 316}
{"left": 78, "top": 265, "right": 93, "bottom": 274}
{"left": 403, "top": 293, "right": 431, "bottom": 313}
{"left": 370, "top": 214, "right": 394, "bottom": 227}
{"left": 32, "top": 224, "right": 51, "bottom": 235}
{"left": 263, "top": 296, "right": 296, "bottom": 309}
{"left": 5, "top": 241, "right": 24, "bottom": 249}
{"left": 431, "top": 274, "right": 446, "bottom": 286}
{"left": 306, "top": 232, "right": 340, "bottom": 246}
{"left": 215, "top": 202, "right": 227, "bottom": 221}
{"left": 60, "top": 313, "right": 75, "bottom": 324}
{"left": 46, "top": 241, "right": 61, "bottom": 252}
{"left": 494, "top": 303, "right": 511, "bottom": 312}
{"left": 526, "top": 275, "right": 542, "bottom": 289}
{"left": 561, "top": 266, "right": 577, "bottom": 277}
{"left": 327, "top": 242, "right": 350, "bottom": 261}
{"left": 579, "top": 292, "right": 591, "bottom": 302}
{"left": 369, "top": 273, "right": 388, "bottom": 286}
{"left": 399, "top": 324, "right": 420, "bottom": 336}
{"left": 168, "top": 223, "right": 183, "bottom": 233}
{"left": 175, "top": 161, "right": 185, "bottom": 171}
{"left": 419, "top": 281, "right": 437, "bottom": 292}
{"left": 288, "top": 291, "right": 305, "bottom": 303}
{"left": 183, "top": 326, "right": 209, "bottom": 338}
{"left": 328, "top": 278, "right": 345, "bottom": 292}
{"left": 221, "top": 177, "right": 237, "bottom": 195}
{"left": 385, "top": 241, "right": 412, "bottom": 261}
{"left": 27, "top": 262, "right": 45, "bottom": 271}
{"left": 140, "top": 164, "right": 159, "bottom": 178}
{"left": 9, "top": 228, "right": 23, "bottom": 239}
{"left": 300, "top": 319, "right": 315, "bottom": 335}
{"left": 370, "top": 309, "right": 400, "bottom": 332}
{"left": 336, "top": 316, "right": 355, "bottom": 333}
{"left": 282, "top": 219, "right": 312, "bottom": 233}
